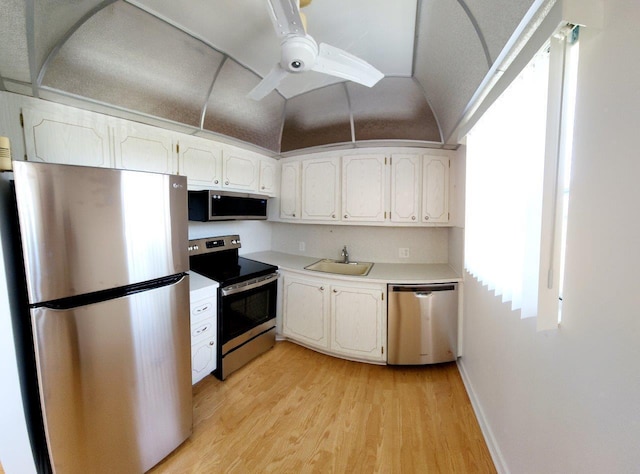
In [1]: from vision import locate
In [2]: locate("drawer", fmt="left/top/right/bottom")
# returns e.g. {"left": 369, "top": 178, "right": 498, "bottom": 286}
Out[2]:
{"left": 190, "top": 298, "right": 215, "bottom": 325}
{"left": 191, "top": 319, "right": 215, "bottom": 345}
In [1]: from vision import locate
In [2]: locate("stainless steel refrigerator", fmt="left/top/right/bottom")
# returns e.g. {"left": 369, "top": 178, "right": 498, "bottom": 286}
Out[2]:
{"left": 12, "top": 161, "right": 192, "bottom": 473}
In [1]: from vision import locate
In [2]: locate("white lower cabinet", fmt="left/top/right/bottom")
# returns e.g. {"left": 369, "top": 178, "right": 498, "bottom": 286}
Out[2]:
{"left": 282, "top": 274, "right": 330, "bottom": 349}
{"left": 330, "top": 284, "right": 385, "bottom": 361}
{"left": 281, "top": 271, "right": 386, "bottom": 363}
{"left": 189, "top": 274, "right": 218, "bottom": 384}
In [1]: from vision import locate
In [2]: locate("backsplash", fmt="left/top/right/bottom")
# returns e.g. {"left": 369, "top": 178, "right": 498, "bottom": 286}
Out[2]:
{"left": 270, "top": 222, "right": 449, "bottom": 264}
{"left": 188, "top": 220, "right": 273, "bottom": 255}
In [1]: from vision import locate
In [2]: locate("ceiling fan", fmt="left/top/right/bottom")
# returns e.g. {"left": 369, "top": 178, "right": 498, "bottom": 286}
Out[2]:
{"left": 248, "top": 0, "right": 384, "bottom": 100}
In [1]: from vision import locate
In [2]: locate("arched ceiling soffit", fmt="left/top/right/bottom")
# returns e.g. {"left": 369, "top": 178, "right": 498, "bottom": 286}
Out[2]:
{"left": 1, "top": 0, "right": 538, "bottom": 153}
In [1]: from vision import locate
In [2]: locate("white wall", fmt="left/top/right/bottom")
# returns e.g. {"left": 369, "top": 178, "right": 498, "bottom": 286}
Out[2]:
{"left": 188, "top": 220, "right": 273, "bottom": 255}
{"left": 459, "top": 1, "right": 640, "bottom": 472}
{"left": 270, "top": 222, "right": 449, "bottom": 264}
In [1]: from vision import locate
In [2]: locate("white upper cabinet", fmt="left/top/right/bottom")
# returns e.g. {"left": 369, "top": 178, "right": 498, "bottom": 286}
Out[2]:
{"left": 342, "top": 155, "right": 387, "bottom": 222}
{"left": 390, "top": 154, "right": 421, "bottom": 223}
{"left": 222, "top": 151, "right": 259, "bottom": 192}
{"left": 22, "top": 107, "right": 113, "bottom": 168}
{"left": 114, "top": 122, "right": 177, "bottom": 174}
{"left": 280, "top": 161, "right": 301, "bottom": 219}
{"left": 301, "top": 156, "right": 340, "bottom": 221}
{"left": 422, "top": 155, "right": 450, "bottom": 223}
{"left": 259, "top": 158, "right": 278, "bottom": 196}
{"left": 177, "top": 135, "right": 222, "bottom": 189}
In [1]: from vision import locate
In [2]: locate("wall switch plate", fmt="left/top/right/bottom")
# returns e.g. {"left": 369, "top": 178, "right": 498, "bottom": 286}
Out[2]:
{"left": 399, "top": 248, "right": 410, "bottom": 258}
{"left": 299, "top": 242, "right": 306, "bottom": 252}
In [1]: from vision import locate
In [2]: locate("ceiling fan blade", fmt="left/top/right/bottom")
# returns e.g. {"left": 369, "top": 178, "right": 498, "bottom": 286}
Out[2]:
{"left": 248, "top": 64, "right": 289, "bottom": 100}
{"left": 266, "top": 0, "right": 306, "bottom": 38}
{"left": 313, "top": 43, "right": 384, "bottom": 88}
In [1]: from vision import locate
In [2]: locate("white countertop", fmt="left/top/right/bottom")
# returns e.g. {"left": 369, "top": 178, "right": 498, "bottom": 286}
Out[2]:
{"left": 242, "top": 251, "right": 461, "bottom": 284}
{"left": 188, "top": 271, "right": 219, "bottom": 301}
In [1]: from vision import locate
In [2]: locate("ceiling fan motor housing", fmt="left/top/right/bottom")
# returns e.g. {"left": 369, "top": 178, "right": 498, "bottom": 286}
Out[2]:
{"left": 281, "top": 35, "right": 318, "bottom": 72}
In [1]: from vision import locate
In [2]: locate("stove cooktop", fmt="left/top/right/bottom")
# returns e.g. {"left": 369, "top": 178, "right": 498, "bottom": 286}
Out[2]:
{"left": 188, "top": 235, "right": 277, "bottom": 287}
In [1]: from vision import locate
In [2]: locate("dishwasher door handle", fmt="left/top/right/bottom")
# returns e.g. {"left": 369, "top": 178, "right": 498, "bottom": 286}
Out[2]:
{"left": 414, "top": 291, "right": 433, "bottom": 298}
{"left": 390, "top": 284, "right": 456, "bottom": 293}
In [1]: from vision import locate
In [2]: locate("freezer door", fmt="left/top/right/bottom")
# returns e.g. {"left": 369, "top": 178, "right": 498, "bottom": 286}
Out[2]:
{"left": 31, "top": 276, "right": 192, "bottom": 474}
{"left": 13, "top": 161, "right": 188, "bottom": 304}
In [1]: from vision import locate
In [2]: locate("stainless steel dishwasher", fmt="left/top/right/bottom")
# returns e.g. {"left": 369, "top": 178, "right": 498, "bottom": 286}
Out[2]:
{"left": 387, "top": 283, "right": 458, "bottom": 365}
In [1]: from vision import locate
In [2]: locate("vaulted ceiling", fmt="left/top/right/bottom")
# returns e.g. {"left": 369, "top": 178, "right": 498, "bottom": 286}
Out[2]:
{"left": 0, "top": 0, "right": 536, "bottom": 154}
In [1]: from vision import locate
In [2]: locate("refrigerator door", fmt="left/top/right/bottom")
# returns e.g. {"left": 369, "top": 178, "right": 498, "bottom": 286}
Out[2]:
{"left": 12, "top": 161, "right": 188, "bottom": 304}
{"left": 31, "top": 276, "right": 192, "bottom": 474}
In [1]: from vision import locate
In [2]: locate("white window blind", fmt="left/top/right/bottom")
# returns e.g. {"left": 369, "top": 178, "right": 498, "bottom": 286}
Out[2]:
{"left": 465, "top": 48, "right": 550, "bottom": 318}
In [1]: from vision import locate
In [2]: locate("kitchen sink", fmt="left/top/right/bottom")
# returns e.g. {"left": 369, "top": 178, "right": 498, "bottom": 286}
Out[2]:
{"left": 304, "top": 259, "right": 374, "bottom": 276}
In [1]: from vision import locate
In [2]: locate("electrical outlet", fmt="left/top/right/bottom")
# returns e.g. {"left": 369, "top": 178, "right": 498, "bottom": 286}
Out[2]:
{"left": 399, "top": 248, "right": 410, "bottom": 258}
{"left": 299, "top": 241, "right": 306, "bottom": 252}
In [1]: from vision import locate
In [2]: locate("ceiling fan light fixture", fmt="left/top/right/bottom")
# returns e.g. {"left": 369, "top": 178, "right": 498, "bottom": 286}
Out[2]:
{"left": 281, "top": 35, "right": 318, "bottom": 72}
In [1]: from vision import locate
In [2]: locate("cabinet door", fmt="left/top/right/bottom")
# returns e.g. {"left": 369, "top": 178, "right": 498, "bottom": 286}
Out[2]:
{"left": 390, "top": 154, "right": 421, "bottom": 223}
{"left": 342, "top": 155, "right": 386, "bottom": 222}
{"left": 282, "top": 274, "right": 330, "bottom": 349}
{"left": 301, "top": 157, "right": 340, "bottom": 221}
{"left": 259, "top": 158, "right": 277, "bottom": 196}
{"left": 114, "top": 123, "right": 177, "bottom": 174}
{"left": 330, "top": 284, "right": 385, "bottom": 362}
{"left": 222, "top": 152, "right": 259, "bottom": 192}
{"left": 22, "top": 107, "right": 113, "bottom": 168}
{"left": 422, "top": 156, "right": 450, "bottom": 223}
{"left": 280, "top": 161, "right": 301, "bottom": 219}
{"left": 178, "top": 136, "right": 222, "bottom": 189}
{"left": 191, "top": 338, "right": 216, "bottom": 384}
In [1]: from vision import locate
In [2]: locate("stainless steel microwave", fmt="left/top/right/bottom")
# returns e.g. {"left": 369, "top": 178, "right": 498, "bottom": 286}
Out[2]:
{"left": 188, "top": 190, "right": 268, "bottom": 221}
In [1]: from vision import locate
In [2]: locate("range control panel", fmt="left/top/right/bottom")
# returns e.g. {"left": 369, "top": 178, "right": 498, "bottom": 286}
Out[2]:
{"left": 188, "top": 234, "right": 241, "bottom": 255}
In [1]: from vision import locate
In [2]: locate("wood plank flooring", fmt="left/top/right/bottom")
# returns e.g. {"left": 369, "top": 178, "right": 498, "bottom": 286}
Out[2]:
{"left": 149, "top": 341, "right": 495, "bottom": 473}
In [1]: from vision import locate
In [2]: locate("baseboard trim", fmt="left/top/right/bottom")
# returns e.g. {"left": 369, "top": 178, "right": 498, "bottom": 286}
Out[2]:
{"left": 457, "top": 358, "right": 509, "bottom": 474}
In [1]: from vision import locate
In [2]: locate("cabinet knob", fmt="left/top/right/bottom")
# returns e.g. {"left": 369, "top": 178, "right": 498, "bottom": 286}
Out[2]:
{"left": 292, "top": 213, "right": 296, "bottom": 217}
{"left": 333, "top": 289, "right": 337, "bottom": 293}
{"left": 319, "top": 286, "right": 324, "bottom": 291}
{"left": 214, "top": 179, "right": 219, "bottom": 184}
{"left": 209, "top": 341, "right": 214, "bottom": 346}
{"left": 261, "top": 186, "right": 265, "bottom": 190}
{"left": 424, "top": 216, "right": 430, "bottom": 220}
{"left": 225, "top": 180, "right": 229, "bottom": 185}
{"left": 412, "top": 216, "right": 416, "bottom": 221}
{"left": 344, "top": 214, "right": 348, "bottom": 219}
{"left": 332, "top": 214, "right": 336, "bottom": 218}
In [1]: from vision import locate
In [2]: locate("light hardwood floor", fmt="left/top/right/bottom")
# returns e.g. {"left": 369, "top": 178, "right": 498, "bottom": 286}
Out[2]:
{"left": 150, "top": 341, "right": 495, "bottom": 473}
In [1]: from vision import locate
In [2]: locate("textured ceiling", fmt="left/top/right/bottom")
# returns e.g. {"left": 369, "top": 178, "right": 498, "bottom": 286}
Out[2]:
{"left": 0, "top": 0, "right": 538, "bottom": 154}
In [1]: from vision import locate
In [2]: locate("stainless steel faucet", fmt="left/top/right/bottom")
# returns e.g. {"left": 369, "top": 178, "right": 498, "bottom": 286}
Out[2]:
{"left": 341, "top": 245, "right": 349, "bottom": 264}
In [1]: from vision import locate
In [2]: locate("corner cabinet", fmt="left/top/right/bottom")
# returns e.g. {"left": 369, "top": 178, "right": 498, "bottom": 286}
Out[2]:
{"left": 281, "top": 271, "right": 386, "bottom": 363}
{"left": 280, "top": 161, "right": 301, "bottom": 219}
{"left": 258, "top": 158, "right": 278, "bottom": 196}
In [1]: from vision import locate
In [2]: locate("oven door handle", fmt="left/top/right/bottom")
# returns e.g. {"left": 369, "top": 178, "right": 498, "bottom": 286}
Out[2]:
{"left": 221, "top": 272, "right": 279, "bottom": 296}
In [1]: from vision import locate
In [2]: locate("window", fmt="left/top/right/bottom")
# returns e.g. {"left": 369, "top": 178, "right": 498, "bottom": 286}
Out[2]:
{"left": 465, "top": 25, "right": 579, "bottom": 327}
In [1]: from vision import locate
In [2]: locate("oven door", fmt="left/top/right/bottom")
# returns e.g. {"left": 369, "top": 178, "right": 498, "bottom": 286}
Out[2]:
{"left": 219, "top": 273, "right": 277, "bottom": 355}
